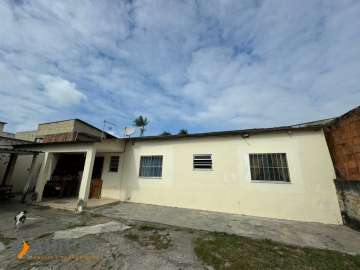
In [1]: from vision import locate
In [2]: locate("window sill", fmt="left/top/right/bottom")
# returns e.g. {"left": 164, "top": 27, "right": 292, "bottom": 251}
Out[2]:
{"left": 139, "top": 176, "right": 163, "bottom": 179}
{"left": 251, "top": 180, "right": 291, "bottom": 184}
{"left": 193, "top": 168, "right": 213, "bottom": 171}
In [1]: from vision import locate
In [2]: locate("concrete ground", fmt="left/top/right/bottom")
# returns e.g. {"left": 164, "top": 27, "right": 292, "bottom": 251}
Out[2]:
{"left": 0, "top": 201, "right": 205, "bottom": 270}
{"left": 39, "top": 198, "right": 119, "bottom": 211}
{"left": 1, "top": 201, "right": 360, "bottom": 270}
{"left": 89, "top": 202, "right": 360, "bottom": 255}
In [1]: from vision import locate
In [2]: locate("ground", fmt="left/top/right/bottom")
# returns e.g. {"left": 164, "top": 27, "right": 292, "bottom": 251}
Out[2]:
{"left": 0, "top": 201, "right": 359, "bottom": 270}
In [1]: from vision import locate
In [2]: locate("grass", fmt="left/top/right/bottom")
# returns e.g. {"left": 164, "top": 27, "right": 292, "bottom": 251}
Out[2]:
{"left": 193, "top": 232, "right": 360, "bottom": 270}
{"left": 139, "top": 224, "right": 166, "bottom": 231}
{"left": 125, "top": 229, "right": 172, "bottom": 250}
{"left": 0, "top": 233, "right": 16, "bottom": 245}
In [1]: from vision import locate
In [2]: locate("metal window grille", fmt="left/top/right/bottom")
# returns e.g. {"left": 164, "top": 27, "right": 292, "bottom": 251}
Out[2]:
{"left": 139, "top": 155, "right": 163, "bottom": 177}
{"left": 193, "top": 154, "right": 212, "bottom": 169}
{"left": 109, "top": 156, "right": 120, "bottom": 172}
{"left": 249, "top": 153, "right": 290, "bottom": 182}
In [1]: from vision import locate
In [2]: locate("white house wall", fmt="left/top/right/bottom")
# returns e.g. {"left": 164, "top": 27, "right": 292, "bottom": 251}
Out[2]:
{"left": 118, "top": 130, "right": 342, "bottom": 224}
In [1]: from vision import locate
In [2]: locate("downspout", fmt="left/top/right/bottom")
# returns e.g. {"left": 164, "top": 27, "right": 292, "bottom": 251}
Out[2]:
{"left": 119, "top": 140, "right": 129, "bottom": 201}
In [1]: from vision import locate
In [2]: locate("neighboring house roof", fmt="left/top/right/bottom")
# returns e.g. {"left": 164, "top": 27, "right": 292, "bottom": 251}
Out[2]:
{"left": 38, "top": 118, "right": 116, "bottom": 139}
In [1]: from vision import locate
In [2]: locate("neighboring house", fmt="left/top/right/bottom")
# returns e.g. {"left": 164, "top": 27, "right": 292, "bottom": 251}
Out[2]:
{"left": 0, "top": 121, "right": 15, "bottom": 138}
{"left": 324, "top": 106, "right": 360, "bottom": 181}
{"left": 13, "top": 119, "right": 342, "bottom": 225}
{"left": 324, "top": 106, "right": 360, "bottom": 228}
{"left": 15, "top": 119, "right": 115, "bottom": 143}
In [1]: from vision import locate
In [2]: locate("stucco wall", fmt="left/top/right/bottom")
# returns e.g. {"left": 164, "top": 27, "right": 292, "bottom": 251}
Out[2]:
{"left": 99, "top": 153, "right": 123, "bottom": 199}
{"left": 117, "top": 131, "right": 342, "bottom": 224}
{"left": 15, "top": 131, "right": 37, "bottom": 142}
{"left": 74, "top": 120, "right": 103, "bottom": 138}
{"left": 37, "top": 120, "right": 75, "bottom": 137}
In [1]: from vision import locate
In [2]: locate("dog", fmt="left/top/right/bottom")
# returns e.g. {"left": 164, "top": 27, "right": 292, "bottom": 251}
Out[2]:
{"left": 14, "top": 211, "right": 27, "bottom": 230}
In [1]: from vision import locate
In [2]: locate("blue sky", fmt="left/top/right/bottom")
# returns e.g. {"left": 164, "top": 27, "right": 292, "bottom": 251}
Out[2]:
{"left": 0, "top": 0, "right": 359, "bottom": 137}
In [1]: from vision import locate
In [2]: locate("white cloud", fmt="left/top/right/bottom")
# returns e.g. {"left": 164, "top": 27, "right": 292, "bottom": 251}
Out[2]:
{"left": 39, "top": 75, "right": 87, "bottom": 107}
{"left": 0, "top": 0, "right": 359, "bottom": 134}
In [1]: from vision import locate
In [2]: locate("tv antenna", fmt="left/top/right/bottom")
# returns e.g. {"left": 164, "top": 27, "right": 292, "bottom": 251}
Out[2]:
{"left": 102, "top": 120, "right": 117, "bottom": 139}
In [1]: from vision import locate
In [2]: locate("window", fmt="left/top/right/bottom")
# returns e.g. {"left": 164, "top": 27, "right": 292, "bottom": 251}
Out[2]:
{"left": 249, "top": 153, "right": 290, "bottom": 182}
{"left": 193, "top": 154, "right": 212, "bottom": 169}
{"left": 109, "top": 156, "right": 120, "bottom": 172}
{"left": 139, "top": 155, "right": 163, "bottom": 177}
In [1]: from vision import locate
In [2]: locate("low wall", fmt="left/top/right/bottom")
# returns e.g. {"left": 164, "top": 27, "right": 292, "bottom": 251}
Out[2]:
{"left": 334, "top": 179, "right": 360, "bottom": 230}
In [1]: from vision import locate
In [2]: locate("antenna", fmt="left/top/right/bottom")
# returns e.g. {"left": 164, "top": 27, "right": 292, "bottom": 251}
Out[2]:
{"left": 124, "top": 127, "right": 135, "bottom": 138}
{"left": 102, "top": 120, "right": 117, "bottom": 139}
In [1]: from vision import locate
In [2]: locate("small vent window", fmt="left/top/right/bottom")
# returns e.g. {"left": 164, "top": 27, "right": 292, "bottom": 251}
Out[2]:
{"left": 193, "top": 154, "right": 212, "bottom": 170}
{"left": 249, "top": 153, "right": 290, "bottom": 182}
{"left": 109, "top": 156, "right": 120, "bottom": 172}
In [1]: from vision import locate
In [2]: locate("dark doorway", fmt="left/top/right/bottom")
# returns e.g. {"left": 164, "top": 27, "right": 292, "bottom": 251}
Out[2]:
{"left": 92, "top": 157, "right": 104, "bottom": 179}
{"left": 43, "top": 153, "right": 85, "bottom": 198}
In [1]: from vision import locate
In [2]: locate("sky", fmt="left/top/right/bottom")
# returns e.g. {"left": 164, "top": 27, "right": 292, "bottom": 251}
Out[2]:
{"left": 0, "top": 0, "right": 359, "bottom": 137}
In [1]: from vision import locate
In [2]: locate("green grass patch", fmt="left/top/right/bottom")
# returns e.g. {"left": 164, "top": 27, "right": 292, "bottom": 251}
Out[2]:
{"left": 125, "top": 233, "right": 140, "bottom": 241}
{"left": 139, "top": 224, "right": 165, "bottom": 231}
{"left": 125, "top": 230, "right": 172, "bottom": 250}
{"left": 0, "top": 233, "right": 16, "bottom": 245}
{"left": 193, "top": 232, "right": 360, "bottom": 270}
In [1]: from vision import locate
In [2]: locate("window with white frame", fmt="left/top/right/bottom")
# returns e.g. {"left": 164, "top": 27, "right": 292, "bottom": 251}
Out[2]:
{"left": 249, "top": 153, "right": 290, "bottom": 182}
{"left": 139, "top": 155, "right": 163, "bottom": 177}
{"left": 193, "top": 154, "right": 212, "bottom": 169}
{"left": 109, "top": 156, "right": 120, "bottom": 172}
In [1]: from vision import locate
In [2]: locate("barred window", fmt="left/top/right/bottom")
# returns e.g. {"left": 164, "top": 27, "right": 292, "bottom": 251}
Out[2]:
{"left": 139, "top": 155, "right": 163, "bottom": 177}
{"left": 109, "top": 156, "right": 120, "bottom": 172}
{"left": 249, "top": 153, "right": 290, "bottom": 182}
{"left": 193, "top": 154, "right": 212, "bottom": 169}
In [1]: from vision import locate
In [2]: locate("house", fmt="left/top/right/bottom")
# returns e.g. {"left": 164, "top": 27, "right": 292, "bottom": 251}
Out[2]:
{"left": 324, "top": 106, "right": 360, "bottom": 228}
{"left": 11, "top": 118, "right": 343, "bottom": 225}
{"left": 0, "top": 119, "right": 115, "bottom": 195}
{"left": 15, "top": 119, "right": 115, "bottom": 143}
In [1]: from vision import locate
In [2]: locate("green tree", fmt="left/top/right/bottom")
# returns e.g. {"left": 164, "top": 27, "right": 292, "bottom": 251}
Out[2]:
{"left": 178, "top": 129, "right": 188, "bottom": 135}
{"left": 133, "top": 115, "right": 149, "bottom": 136}
{"left": 160, "top": 131, "right": 172, "bottom": 136}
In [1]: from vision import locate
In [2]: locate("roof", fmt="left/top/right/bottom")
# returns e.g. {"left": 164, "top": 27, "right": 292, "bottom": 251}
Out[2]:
{"left": 15, "top": 116, "right": 332, "bottom": 147}
{"left": 0, "top": 121, "right": 7, "bottom": 124}
{"left": 13, "top": 139, "right": 100, "bottom": 148}
{"left": 38, "top": 118, "right": 116, "bottom": 139}
{"left": 128, "top": 120, "right": 327, "bottom": 142}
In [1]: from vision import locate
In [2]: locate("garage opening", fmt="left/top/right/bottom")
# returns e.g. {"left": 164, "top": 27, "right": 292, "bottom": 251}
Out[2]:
{"left": 43, "top": 153, "right": 85, "bottom": 199}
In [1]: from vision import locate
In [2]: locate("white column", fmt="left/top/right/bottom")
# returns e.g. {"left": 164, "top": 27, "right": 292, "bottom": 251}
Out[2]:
{"left": 35, "top": 152, "right": 54, "bottom": 202}
{"left": 78, "top": 148, "right": 96, "bottom": 206}
{"left": 21, "top": 153, "right": 38, "bottom": 202}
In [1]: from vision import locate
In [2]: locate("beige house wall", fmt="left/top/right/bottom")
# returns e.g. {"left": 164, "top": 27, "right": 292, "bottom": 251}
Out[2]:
{"left": 116, "top": 130, "right": 342, "bottom": 224}
{"left": 8, "top": 154, "right": 43, "bottom": 193}
{"left": 15, "top": 131, "right": 37, "bottom": 142}
{"left": 36, "top": 120, "right": 75, "bottom": 137}
{"left": 74, "top": 120, "right": 103, "bottom": 138}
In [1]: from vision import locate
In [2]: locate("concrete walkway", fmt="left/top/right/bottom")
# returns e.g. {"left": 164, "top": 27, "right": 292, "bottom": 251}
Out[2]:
{"left": 89, "top": 202, "right": 360, "bottom": 255}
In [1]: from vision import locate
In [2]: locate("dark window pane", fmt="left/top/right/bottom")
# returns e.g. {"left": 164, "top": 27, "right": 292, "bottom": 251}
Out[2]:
{"left": 249, "top": 153, "right": 290, "bottom": 182}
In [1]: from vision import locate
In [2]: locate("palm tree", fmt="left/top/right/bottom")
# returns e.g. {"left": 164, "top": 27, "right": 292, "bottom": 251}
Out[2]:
{"left": 133, "top": 115, "right": 149, "bottom": 136}
{"left": 178, "top": 129, "right": 188, "bottom": 135}
{"left": 160, "top": 131, "right": 172, "bottom": 136}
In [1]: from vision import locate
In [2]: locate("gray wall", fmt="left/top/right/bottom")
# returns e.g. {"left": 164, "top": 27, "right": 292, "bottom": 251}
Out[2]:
{"left": 334, "top": 179, "right": 360, "bottom": 230}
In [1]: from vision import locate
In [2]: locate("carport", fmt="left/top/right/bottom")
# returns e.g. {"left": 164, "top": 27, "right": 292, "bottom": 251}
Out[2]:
{"left": 13, "top": 139, "right": 125, "bottom": 208}
{"left": 0, "top": 146, "right": 41, "bottom": 200}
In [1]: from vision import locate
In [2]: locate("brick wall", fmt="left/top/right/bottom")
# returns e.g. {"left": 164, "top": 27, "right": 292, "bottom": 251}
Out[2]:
{"left": 324, "top": 107, "right": 360, "bottom": 180}
{"left": 334, "top": 180, "right": 360, "bottom": 229}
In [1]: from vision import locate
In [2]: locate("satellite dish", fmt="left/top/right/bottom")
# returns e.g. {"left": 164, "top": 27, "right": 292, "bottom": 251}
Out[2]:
{"left": 124, "top": 127, "right": 135, "bottom": 137}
